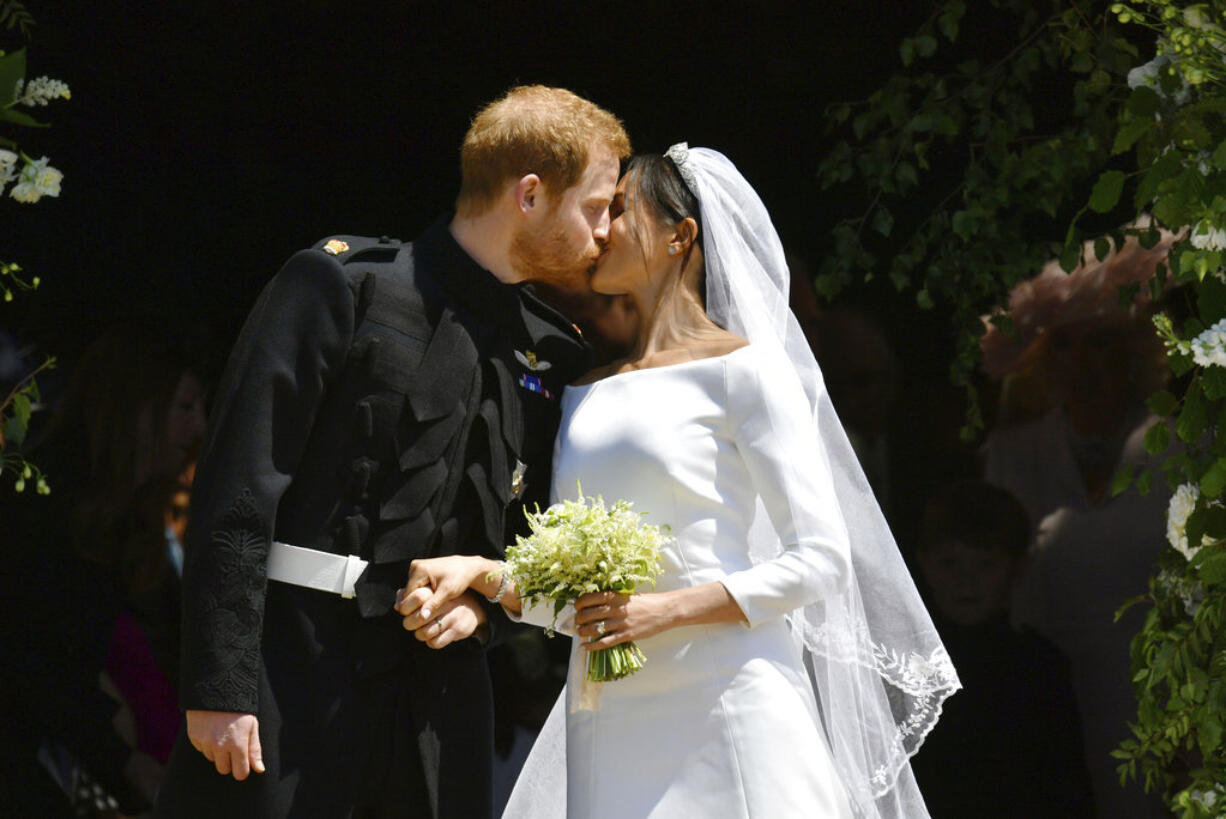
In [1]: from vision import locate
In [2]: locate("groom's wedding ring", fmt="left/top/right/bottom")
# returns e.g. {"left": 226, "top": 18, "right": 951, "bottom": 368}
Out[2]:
{"left": 596, "top": 620, "right": 606, "bottom": 636}
{"left": 433, "top": 619, "right": 443, "bottom": 635}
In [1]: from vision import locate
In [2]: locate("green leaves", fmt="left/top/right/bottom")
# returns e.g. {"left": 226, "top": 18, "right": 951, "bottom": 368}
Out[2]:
{"left": 1149, "top": 390, "right": 1179, "bottom": 418}
{"left": 938, "top": 0, "right": 965, "bottom": 42}
{"left": 1203, "top": 368, "right": 1226, "bottom": 401}
{"left": 1202, "top": 458, "right": 1226, "bottom": 500}
{"left": 1113, "top": 463, "right": 1136, "bottom": 496}
{"left": 899, "top": 38, "right": 916, "bottom": 67}
{"left": 872, "top": 206, "right": 894, "bottom": 238}
{"left": 900, "top": 34, "right": 939, "bottom": 66}
{"left": 1113, "top": 117, "right": 1153, "bottom": 155}
{"left": 0, "top": 47, "right": 24, "bottom": 107}
{"left": 0, "top": 2, "right": 36, "bottom": 37}
{"left": 1134, "top": 149, "right": 1182, "bottom": 209}
{"left": 1213, "top": 139, "right": 1226, "bottom": 171}
{"left": 0, "top": 393, "right": 30, "bottom": 447}
{"left": 1090, "top": 170, "right": 1127, "bottom": 213}
{"left": 1146, "top": 419, "right": 1172, "bottom": 455}
{"left": 1127, "top": 85, "right": 1162, "bottom": 119}
{"left": 1178, "top": 379, "right": 1209, "bottom": 443}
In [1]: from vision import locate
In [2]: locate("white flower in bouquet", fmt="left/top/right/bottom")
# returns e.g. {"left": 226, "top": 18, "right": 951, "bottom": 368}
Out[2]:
{"left": 10, "top": 156, "right": 62, "bottom": 203}
{"left": 503, "top": 488, "right": 668, "bottom": 682}
{"left": 1191, "top": 318, "right": 1226, "bottom": 369}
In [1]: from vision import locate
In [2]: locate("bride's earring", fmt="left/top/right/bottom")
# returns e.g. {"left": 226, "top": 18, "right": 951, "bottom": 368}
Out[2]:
{"left": 668, "top": 246, "right": 678, "bottom": 255}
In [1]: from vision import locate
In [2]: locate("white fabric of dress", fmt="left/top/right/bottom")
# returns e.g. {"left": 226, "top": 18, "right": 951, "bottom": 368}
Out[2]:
{"left": 508, "top": 343, "right": 856, "bottom": 819}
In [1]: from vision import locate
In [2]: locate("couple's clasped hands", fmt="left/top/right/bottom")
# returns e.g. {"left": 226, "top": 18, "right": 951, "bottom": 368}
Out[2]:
{"left": 395, "top": 555, "right": 493, "bottom": 649}
{"left": 396, "top": 555, "right": 676, "bottom": 649}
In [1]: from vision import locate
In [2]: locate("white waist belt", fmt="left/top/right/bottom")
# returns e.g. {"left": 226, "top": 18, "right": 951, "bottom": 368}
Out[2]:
{"left": 267, "top": 541, "right": 368, "bottom": 599}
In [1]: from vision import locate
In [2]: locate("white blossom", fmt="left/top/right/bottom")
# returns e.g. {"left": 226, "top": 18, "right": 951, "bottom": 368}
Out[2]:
{"left": 1191, "top": 318, "right": 1226, "bottom": 368}
{"left": 1127, "top": 51, "right": 1191, "bottom": 105}
{"left": 1188, "top": 785, "right": 1225, "bottom": 810}
{"left": 1167, "top": 483, "right": 1203, "bottom": 560}
{"left": 9, "top": 155, "right": 63, "bottom": 203}
{"left": 0, "top": 150, "right": 17, "bottom": 193}
{"left": 1191, "top": 220, "right": 1226, "bottom": 251}
{"left": 13, "top": 76, "right": 70, "bottom": 107}
{"left": 1183, "top": 6, "right": 1213, "bottom": 32}
{"left": 1160, "top": 568, "right": 1208, "bottom": 617}
{"left": 1192, "top": 149, "right": 1214, "bottom": 175}
{"left": 1128, "top": 55, "right": 1168, "bottom": 89}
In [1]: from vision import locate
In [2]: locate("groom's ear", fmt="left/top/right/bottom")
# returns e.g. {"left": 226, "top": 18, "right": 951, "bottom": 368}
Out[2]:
{"left": 515, "top": 174, "right": 542, "bottom": 216}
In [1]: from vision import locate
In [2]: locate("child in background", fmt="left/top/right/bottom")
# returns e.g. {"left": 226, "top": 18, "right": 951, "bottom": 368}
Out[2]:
{"left": 910, "top": 479, "right": 1094, "bottom": 817}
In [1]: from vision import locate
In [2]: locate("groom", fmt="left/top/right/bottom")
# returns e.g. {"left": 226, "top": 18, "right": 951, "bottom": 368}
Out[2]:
{"left": 155, "top": 85, "right": 629, "bottom": 818}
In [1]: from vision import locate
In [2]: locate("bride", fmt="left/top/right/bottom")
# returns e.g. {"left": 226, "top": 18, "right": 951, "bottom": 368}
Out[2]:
{"left": 398, "top": 145, "right": 958, "bottom": 818}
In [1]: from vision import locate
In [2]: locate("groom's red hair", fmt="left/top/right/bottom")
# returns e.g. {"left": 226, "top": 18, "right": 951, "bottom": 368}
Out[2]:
{"left": 456, "top": 85, "right": 630, "bottom": 217}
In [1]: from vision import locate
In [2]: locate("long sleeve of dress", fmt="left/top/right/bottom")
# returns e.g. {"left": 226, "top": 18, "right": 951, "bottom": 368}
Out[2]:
{"left": 719, "top": 348, "right": 852, "bottom": 628}
{"left": 180, "top": 250, "right": 355, "bottom": 713}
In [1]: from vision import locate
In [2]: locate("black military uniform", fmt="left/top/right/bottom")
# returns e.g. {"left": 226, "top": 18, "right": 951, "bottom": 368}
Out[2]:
{"left": 156, "top": 217, "right": 589, "bottom": 818}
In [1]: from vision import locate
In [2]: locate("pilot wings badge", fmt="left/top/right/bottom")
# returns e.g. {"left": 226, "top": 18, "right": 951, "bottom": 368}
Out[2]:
{"left": 514, "top": 350, "right": 552, "bottom": 372}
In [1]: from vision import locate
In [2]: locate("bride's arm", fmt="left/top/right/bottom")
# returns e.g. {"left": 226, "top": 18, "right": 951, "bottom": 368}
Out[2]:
{"left": 572, "top": 582, "right": 746, "bottom": 649}
{"left": 717, "top": 348, "right": 853, "bottom": 626}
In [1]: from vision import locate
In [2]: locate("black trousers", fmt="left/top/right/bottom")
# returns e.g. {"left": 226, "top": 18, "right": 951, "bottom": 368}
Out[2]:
{"left": 155, "top": 584, "right": 494, "bottom": 819}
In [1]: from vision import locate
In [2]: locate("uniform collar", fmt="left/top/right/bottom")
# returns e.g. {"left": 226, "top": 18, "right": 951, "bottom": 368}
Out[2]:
{"left": 415, "top": 213, "right": 521, "bottom": 320}
{"left": 416, "top": 214, "right": 587, "bottom": 352}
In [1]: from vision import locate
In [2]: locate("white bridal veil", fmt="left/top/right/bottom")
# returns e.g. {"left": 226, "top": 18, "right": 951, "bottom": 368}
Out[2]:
{"left": 504, "top": 145, "right": 960, "bottom": 819}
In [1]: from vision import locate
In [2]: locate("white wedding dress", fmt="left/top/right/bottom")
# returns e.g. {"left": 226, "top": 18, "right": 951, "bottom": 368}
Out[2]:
{"left": 508, "top": 343, "right": 856, "bottom": 818}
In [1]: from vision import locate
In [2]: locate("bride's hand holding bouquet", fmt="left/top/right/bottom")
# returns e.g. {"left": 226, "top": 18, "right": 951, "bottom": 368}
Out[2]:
{"left": 397, "top": 491, "right": 670, "bottom": 682}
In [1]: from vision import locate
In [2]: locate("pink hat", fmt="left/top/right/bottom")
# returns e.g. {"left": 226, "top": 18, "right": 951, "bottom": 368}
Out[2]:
{"left": 979, "top": 226, "right": 1178, "bottom": 378}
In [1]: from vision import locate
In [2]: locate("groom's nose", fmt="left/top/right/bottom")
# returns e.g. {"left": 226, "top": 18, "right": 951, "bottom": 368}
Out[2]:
{"left": 592, "top": 209, "right": 611, "bottom": 244}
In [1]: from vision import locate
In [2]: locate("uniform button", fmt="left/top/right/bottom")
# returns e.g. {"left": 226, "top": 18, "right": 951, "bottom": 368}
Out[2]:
{"left": 354, "top": 400, "right": 374, "bottom": 438}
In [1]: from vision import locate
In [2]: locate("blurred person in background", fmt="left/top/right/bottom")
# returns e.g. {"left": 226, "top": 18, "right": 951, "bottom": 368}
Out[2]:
{"left": 910, "top": 479, "right": 1093, "bottom": 817}
{"left": 1, "top": 322, "right": 206, "bottom": 817}
{"left": 979, "top": 228, "right": 1175, "bottom": 818}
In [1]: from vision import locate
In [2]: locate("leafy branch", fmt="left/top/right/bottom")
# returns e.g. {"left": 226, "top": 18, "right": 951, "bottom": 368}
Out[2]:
{"left": 0, "top": 1, "right": 34, "bottom": 38}
{"left": 0, "top": 3, "right": 64, "bottom": 495}
{"left": 821, "top": 0, "right": 1226, "bottom": 811}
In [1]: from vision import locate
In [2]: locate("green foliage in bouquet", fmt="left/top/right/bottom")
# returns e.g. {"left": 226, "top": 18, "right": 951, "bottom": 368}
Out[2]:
{"left": 819, "top": 0, "right": 1226, "bottom": 811}
{"left": 503, "top": 489, "right": 669, "bottom": 682}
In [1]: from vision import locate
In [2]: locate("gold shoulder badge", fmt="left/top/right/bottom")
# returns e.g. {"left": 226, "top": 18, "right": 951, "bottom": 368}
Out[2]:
{"left": 514, "top": 349, "right": 552, "bottom": 372}
{"left": 323, "top": 239, "right": 350, "bottom": 256}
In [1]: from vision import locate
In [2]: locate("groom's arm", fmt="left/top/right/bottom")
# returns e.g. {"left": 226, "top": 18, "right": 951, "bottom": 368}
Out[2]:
{"left": 179, "top": 249, "right": 355, "bottom": 772}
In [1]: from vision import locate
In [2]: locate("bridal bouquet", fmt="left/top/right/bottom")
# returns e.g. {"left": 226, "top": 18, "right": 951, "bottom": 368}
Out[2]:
{"left": 503, "top": 489, "right": 668, "bottom": 682}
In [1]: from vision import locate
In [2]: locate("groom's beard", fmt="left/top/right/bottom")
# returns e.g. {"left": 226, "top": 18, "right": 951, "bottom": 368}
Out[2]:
{"left": 510, "top": 220, "right": 597, "bottom": 293}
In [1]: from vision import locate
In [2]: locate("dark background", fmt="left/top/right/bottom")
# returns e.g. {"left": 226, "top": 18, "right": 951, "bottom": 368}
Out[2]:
{"left": 5, "top": 0, "right": 940, "bottom": 372}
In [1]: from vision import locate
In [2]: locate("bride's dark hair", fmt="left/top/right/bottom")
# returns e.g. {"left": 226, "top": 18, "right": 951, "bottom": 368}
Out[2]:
{"left": 623, "top": 153, "right": 704, "bottom": 275}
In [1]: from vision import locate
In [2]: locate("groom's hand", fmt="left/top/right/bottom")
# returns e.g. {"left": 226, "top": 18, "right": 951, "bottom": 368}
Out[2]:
{"left": 185, "top": 710, "right": 264, "bottom": 780}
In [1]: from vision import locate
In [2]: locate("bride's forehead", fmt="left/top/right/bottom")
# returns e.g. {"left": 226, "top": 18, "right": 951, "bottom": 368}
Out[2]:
{"left": 614, "top": 170, "right": 645, "bottom": 204}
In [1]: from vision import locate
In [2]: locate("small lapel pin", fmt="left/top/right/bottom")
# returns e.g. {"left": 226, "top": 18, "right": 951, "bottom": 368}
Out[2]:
{"left": 515, "top": 349, "right": 552, "bottom": 372}
{"left": 517, "top": 373, "right": 554, "bottom": 400}
{"left": 510, "top": 460, "right": 527, "bottom": 499}
{"left": 323, "top": 239, "right": 350, "bottom": 256}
